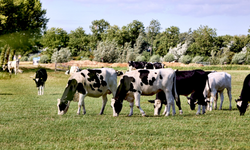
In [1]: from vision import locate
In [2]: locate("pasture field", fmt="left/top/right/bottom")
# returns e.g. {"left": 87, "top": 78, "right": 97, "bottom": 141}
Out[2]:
{"left": 1, "top": 68, "right": 250, "bottom": 149}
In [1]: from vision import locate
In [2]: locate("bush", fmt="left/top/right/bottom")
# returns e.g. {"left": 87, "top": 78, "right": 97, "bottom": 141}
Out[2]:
{"left": 51, "top": 48, "right": 72, "bottom": 63}
{"left": 231, "top": 53, "right": 246, "bottom": 64}
{"left": 135, "top": 55, "right": 146, "bottom": 61}
{"left": 28, "top": 54, "right": 39, "bottom": 61}
{"left": 149, "top": 55, "right": 161, "bottom": 62}
{"left": 179, "top": 55, "right": 192, "bottom": 64}
{"left": 20, "top": 56, "right": 28, "bottom": 61}
{"left": 93, "top": 41, "right": 119, "bottom": 63}
{"left": 219, "top": 56, "right": 229, "bottom": 65}
{"left": 191, "top": 56, "right": 204, "bottom": 63}
{"left": 163, "top": 53, "right": 175, "bottom": 62}
{"left": 81, "top": 57, "right": 89, "bottom": 61}
{"left": 40, "top": 55, "right": 49, "bottom": 63}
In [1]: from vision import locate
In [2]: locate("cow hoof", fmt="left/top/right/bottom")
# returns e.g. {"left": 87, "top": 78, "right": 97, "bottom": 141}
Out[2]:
{"left": 196, "top": 113, "right": 201, "bottom": 115}
{"left": 179, "top": 110, "right": 183, "bottom": 114}
{"left": 127, "top": 114, "right": 132, "bottom": 117}
{"left": 165, "top": 113, "right": 170, "bottom": 116}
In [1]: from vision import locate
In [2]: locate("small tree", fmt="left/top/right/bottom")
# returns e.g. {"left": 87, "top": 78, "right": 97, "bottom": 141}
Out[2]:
{"left": 179, "top": 55, "right": 192, "bottom": 64}
{"left": 191, "top": 56, "right": 204, "bottom": 63}
{"left": 93, "top": 41, "right": 119, "bottom": 63}
{"left": 231, "top": 53, "right": 246, "bottom": 64}
{"left": 149, "top": 55, "right": 161, "bottom": 62}
{"left": 163, "top": 53, "right": 175, "bottom": 62}
{"left": 51, "top": 48, "right": 71, "bottom": 63}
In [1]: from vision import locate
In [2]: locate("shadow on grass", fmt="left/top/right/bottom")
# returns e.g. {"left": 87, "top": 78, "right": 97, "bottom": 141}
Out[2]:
{"left": 0, "top": 93, "right": 13, "bottom": 95}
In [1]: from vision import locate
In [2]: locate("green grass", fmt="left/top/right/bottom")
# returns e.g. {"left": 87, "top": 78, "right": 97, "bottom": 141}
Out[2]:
{"left": 1, "top": 68, "right": 250, "bottom": 149}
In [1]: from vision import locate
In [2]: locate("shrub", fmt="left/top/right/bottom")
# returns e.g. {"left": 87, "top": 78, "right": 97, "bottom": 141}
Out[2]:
{"left": 93, "top": 41, "right": 119, "bottom": 63}
{"left": 28, "top": 54, "right": 39, "bottom": 61}
{"left": 51, "top": 48, "right": 72, "bottom": 63}
{"left": 163, "top": 53, "right": 175, "bottom": 62}
{"left": 179, "top": 55, "right": 192, "bottom": 64}
{"left": 219, "top": 56, "right": 229, "bottom": 65}
{"left": 149, "top": 55, "right": 161, "bottom": 62}
{"left": 20, "top": 56, "right": 28, "bottom": 61}
{"left": 81, "top": 57, "right": 89, "bottom": 61}
{"left": 135, "top": 55, "right": 146, "bottom": 61}
{"left": 191, "top": 56, "right": 204, "bottom": 63}
{"left": 231, "top": 53, "right": 246, "bottom": 64}
{"left": 40, "top": 55, "right": 49, "bottom": 63}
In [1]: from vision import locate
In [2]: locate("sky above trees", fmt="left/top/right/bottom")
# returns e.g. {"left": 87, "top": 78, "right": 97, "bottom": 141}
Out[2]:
{"left": 42, "top": 0, "right": 250, "bottom": 36}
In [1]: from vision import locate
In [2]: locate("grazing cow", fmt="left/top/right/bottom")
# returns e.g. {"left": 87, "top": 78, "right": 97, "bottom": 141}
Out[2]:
{"left": 2, "top": 60, "right": 19, "bottom": 75}
{"left": 128, "top": 61, "right": 147, "bottom": 71}
{"left": 203, "top": 72, "right": 232, "bottom": 111}
{"left": 33, "top": 68, "right": 47, "bottom": 95}
{"left": 149, "top": 69, "right": 209, "bottom": 115}
{"left": 145, "top": 62, "right": 165, "bottom": 69}
{"left": 111, "top": 68, "right": 178, "bottom": 117}
{"left": 235, "top": 74, "right": 250, "bottom": 115}
{"left": 57, "top": 68, "right": 123, "bottom": 115}
{"left": 65, "top": 65, "right": 81, "bottom": 75}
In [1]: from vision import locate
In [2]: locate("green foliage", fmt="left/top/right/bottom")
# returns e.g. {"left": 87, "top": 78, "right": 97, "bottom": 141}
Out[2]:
{"left": 51, "top": 48, "right": 71, "bottom": 63}
{"left": 28, "top": 54, "right": 39, "bottom": 61}
{"left": 90, "top": 19, "right": 110, "bottom": 42}
{"left": 219, "top": 56, "right": 229, "bottom": 65}
{"left": 191, "top": 56, "right": 204, "bottom": 63}
{"left": 93, "top": 41, "right": 119, "bottom": 63}
{"left": 149, "top": 55, "right": 161, "bottom": 62}
{"left": 163, "top": 53, "right": 175, "bottom": 62}
{"left": 231, "top": 53, "right": 246, "bottom": 64}
{"left": 179, "top": 55, "right": 192, "bottom": 64}
{"left": 40, "top": 27, "right": 69, "bottom": 50}
{"left": 40, "top": 55, "right": 49, "bottom": 63}
{"left": 135, "top": 55, "right": 146, "bottom": 61}
{"left": 20, "top": 56, "right": 28, "bottom": 61}
{"left": 126, "top": 20, "right": 145, "bottom": 48}
{"left": 76, "top": 50, "right": 93, "bottom": 60}
{"left": 141, "top": 51, "right": 151, "bottom": 62}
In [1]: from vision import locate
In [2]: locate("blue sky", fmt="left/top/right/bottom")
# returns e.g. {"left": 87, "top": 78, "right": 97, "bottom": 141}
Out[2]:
{"left": 41, "top": 0, "right": 250, "bottom": 36}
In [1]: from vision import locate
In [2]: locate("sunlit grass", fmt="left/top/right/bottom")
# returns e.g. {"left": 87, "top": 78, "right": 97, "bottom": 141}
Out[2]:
{"left": 0, "top": 68, "right": 250, "bottom": 149}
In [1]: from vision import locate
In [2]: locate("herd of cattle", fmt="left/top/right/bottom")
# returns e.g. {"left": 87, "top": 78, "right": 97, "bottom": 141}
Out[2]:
{"left": 2, "top": 60, "right": 250, "bottom": 116}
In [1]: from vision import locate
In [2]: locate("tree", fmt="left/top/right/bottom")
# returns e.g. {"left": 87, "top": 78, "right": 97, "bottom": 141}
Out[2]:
{"left": 0, "top": 0, "right": 48, "bottom": 54}
{"left": 90, "top": 19, "right": 110, "bottom": 42}
{"left": 68, "top": 27, "right": 90, "bottom": 56}
{"left": 146, "top": 19, "right": 161, "bottom": 54}
{"left": 126, "top": 20, "right": 145, "bottom": 48}
{"left": 40, "top": 27, "right": 69, "bottom": 57}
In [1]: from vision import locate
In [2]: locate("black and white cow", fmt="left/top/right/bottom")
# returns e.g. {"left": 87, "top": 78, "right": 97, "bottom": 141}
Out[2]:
{"left": 149, "top": 69, "right": 209, "bottom": 115}
{"left": 111, "top": 68, "right": 178, "bottom": 117}
{"left": 203, "top": 72, "right": 232, "bottom": 111}
{"left": 65, "top": 65, "right": 81, "bottom": 75}
{"left": 235, "top": 74, "right": 250, "bottom": 115}
{"left": 2, "top": 60, "right": 19, "bottom": 75}
{"left": 145, "top": 62, "right": 165, "bottom": 69}
{"left": 128, "top": 61, "right": 147, "bottom": 71}
{"left": 33, "top": 68, "right": 47, "bottom": 95}
{"left": 57, "top": 68, "right": 123, "bottom": 115}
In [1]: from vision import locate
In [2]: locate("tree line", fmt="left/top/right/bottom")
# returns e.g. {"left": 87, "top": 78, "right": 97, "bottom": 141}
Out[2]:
{"left": 0, "top": 0, "right": 250, "bottom": 66}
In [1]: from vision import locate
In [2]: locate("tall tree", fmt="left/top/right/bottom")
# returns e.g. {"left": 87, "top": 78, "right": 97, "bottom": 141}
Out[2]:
{"left": 0, "top": 0, "right": 48, "bottom": 54}
{"left": 146, "top": 19, "right": 161, "bottom": 48}
{"left": 68, "top": 27, "right": 90, "bottom": 56}
{"left": 90, "top": 19, "right": 110, "bottom": 42}
{"left": 126, "top": 20, "right": 145, "bottom": 48}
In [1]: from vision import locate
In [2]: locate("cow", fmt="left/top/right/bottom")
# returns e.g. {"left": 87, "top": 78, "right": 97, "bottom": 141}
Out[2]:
{"left": 111, "top": 68, "right": 178, "bottom": 117}
{"left": 32, "top": 68, "right": 47, "bottom": 95}
{"left": 149, "top": 69, "right": 209, "bottom": 115}
{"left": 65, "top": 65, "right": 81, "bottom": 75}
{"left": 235, "top": 74, "right": 250, "bottom": 115}
{"left": 57, "top": 68, "right": 123, "bottom": 115}
{"left": 2, "top": 60, "right": 19, "bottom": 75}
{"left": 128, "top": 61, "right": 147, "bottom": 71}
{"left": 145, "top": 62, "right": 165, "bottom": 69}
{"left": 203, "top": 72, "right": 232, "bottom": 111}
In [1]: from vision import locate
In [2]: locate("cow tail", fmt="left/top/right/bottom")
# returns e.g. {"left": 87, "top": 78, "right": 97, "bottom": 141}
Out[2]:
{"left": 207, "top": 77, "right": 211, "bottom": 92}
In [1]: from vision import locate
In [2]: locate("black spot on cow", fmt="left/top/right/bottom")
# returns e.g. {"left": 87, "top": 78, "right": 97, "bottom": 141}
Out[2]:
{"left": 90, "top": 84, "right": 95, "bottom": 91}
{"left": 149, "top": 77, "right": 156, "bottom": 86}
{"left": 129, "top": 83, "right": 137, "bottom": 92}
{"left": 160, "top": 75, "right": 163, "bottom": 79}
{"left": 81, "top": 73, "right": 85, "bottom": 77}
{"left": 140, "top": 82, "right": 143, "bottom": 86}
{"left": 137, "top": 90, "right": 142, "bottom": 95}
{"left": 59, "top": 102, "right": 67, "bottom": 111}
{"left": 77, "top": 83, "right": 86, "bottom": 95}
{"left": 138, "top": 70, "right": 150, "bottom": 85}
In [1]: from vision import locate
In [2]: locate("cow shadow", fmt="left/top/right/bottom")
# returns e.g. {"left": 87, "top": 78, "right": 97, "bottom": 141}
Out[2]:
{"left": 0, "top": 93, "right": 13, "bottom": 95}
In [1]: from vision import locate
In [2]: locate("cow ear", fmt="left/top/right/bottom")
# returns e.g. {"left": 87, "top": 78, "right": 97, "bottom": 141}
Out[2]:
{"left": 148, "top": 100, "right": 155, "bottom": 103}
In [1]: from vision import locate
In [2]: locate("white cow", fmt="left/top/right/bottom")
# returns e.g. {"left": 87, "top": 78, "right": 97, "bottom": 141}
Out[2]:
{"left": 65, "top": 65, "right": 81, "bottom": 75}
{"left": 57, "top": 68, "right": 123, "bottom": 115}
{"left": 203, "top": 72, "right": 232, "bottom": 111}
{"left": 2, "top": 60, "right": 19, "bottom": 75}
{"left": 111, "top": 68, "right": 178, "bottom": 117}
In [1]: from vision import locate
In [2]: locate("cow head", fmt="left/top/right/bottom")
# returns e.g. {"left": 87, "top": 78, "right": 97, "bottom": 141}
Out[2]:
{"left": 235, "top": 99, "right": 249, "bottom": 115}
{"left": 2, "top": 64, "right": 7, "bottom": 71}
{"left": 148, "top": 99, "right": 165, "bottom": 115}
{"left": 187, "top": 97, "right": 197, "bottom": 110}
{"left": 111, "top": 75, "right": 134, "bottom": 116}
{"left": 57, "top": 99, "right": 71, "bottom": 115}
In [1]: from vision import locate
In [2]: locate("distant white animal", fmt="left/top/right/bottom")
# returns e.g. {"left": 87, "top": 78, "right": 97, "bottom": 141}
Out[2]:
{"left": 2, "top": 60, "right": 19, "bottom": 75}
{"left": 65, "top": 66, "right": 81, "bottom": 75}
{"left": 203, "top": 72, "right": 232, "bottom": 111}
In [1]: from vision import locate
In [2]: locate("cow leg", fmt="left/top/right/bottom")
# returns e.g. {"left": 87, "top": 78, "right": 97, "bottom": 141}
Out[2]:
{"left": 77, "top": 93, "right": 86, "bottom": 115}
{"left": 196, "top": 105, "right": 201, "bottom": 115}
{"left": 165, "top": 91, "right": 176, "bottom": 116}
{"left": 219, "top": 91, "right": 224, "bottom": 110}
{"left": 99, "top": 94, "right": 108, "bottom": 115}
{"left": 227, "top": 87, "right": 232, "bottom": 110}
{"left": 128, "top": 102, "right": 134, "bottom": 116}
{"left": 38, "top": 86, "right": 41, "bottom": 95}
{"left": 175, "top": 96, "right": 183, "bottom": 114}
{"left": 209, "top": 91, "right": 217, "bottom": 111}
{"left": 162, "top": 105, "right": 167, "bottom": 115}
{"left": 134, "top": 93, "right": 146, "bottom": 116}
